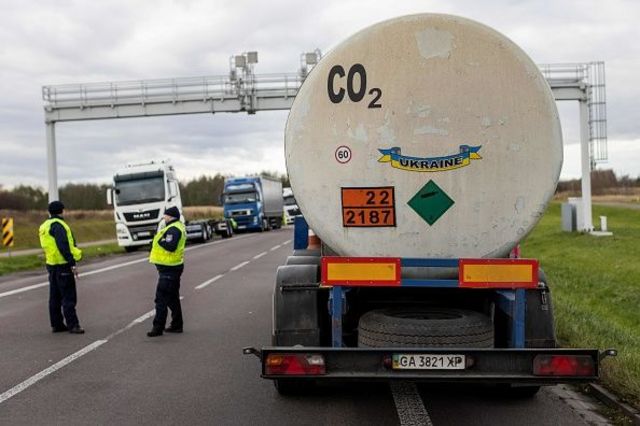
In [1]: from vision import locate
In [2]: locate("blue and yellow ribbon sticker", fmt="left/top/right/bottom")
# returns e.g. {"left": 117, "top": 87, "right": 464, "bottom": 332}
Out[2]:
{"left": 378, "top": 145, "right": 482, "bottom": 172}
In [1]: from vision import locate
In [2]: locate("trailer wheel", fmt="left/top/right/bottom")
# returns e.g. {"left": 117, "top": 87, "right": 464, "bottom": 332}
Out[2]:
{"left": 274, "top": 379, "right": 315, "bottom": 395}
{"left": 358, "top": 308, "right": 494, "bottom": 348}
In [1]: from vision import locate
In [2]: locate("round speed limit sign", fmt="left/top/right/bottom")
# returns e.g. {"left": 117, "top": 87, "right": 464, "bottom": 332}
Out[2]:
{"left": 335, "top": 146, "right": 352, "bottom": 164}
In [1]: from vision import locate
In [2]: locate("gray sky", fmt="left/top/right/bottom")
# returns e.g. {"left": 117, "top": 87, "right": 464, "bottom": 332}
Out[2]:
{"left": 1, "top": 0, "right": 638, "bottom": 188}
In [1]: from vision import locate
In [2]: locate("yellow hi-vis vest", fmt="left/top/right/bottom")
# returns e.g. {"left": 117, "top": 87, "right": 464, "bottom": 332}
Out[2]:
{"left": 39, "top": 218, "right": 83, "bottom": 266}
{"left": 149, "top": 221, "right": 186, "bottom": 266}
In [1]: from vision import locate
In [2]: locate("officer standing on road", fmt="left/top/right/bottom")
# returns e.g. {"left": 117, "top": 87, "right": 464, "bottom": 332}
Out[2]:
{"left": 147, "top": 206, "right": 186, "bottom": 337}
{"left": 39, "top": 201, "right": 85, "bottom": 334}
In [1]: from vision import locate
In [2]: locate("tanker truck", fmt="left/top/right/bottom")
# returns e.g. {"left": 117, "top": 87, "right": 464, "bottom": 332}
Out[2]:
{"left": 244, "top": 14, "right": 615, "bottom": 395}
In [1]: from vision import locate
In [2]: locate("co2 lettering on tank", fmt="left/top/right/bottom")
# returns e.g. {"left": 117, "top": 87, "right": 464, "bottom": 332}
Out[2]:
{"left": 327, "top": 64, "right": 382, "bottom": 109}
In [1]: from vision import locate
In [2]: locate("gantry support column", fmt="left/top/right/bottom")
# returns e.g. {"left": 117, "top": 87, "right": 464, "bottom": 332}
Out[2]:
{"left": 46, "top": 121, "right": 59, "bottom": 202}
{"left": 579, "top": 100, "right": 594, "bottom": 232}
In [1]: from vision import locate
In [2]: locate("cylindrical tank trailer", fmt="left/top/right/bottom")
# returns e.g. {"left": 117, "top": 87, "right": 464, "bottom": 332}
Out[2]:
{"left": 285, "top": 13, "right": 563, "bottom": 259}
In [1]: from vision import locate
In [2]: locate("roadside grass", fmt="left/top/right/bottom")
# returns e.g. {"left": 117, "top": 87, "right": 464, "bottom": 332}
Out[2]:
{"left": 0, "top": 206, "right": 222, "bottom": 251}
{"left": 521, "top": 203, "right": 640, "bottom": 406}
{"left": 0, "top": 210, "right": 115, "bottom": 250}
{"left": 0, "top": 243, "right": 124, "bottom": 276}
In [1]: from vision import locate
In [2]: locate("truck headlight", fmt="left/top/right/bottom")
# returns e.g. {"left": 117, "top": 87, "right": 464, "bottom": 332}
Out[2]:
{"left": 116, "top": 224, "right": 128, "bottom": 236}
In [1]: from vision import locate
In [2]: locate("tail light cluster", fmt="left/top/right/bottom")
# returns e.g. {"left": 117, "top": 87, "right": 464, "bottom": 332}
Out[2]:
{"left": 533, "top": 355, "right": 595, "bottom": 376}
{"left": 265, "top": 353, "right": 326, "bottom": 376}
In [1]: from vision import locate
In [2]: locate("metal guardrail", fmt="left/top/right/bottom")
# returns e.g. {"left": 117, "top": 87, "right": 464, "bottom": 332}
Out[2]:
{"left": 42, "top": 73, "right": 304, "bottom": 109}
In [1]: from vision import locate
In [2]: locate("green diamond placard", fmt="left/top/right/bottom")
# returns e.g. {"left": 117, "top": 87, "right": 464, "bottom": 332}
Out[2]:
{"left": 407, "top": 180, "right": 454, "bottom": 226}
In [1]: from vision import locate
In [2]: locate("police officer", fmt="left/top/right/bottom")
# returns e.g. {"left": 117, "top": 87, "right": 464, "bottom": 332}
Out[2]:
{"left": 39, "top": 201, "right": 85, "bottom": 334}
{"left": 147, "top": 206, "right": 186, "bottom": 337}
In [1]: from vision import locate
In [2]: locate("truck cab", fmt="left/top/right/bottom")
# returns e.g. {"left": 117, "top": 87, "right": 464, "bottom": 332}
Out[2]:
{"left": 107, "top": 161, "right": 181, "bottom": 251}
{"left": 282, "top": 187, "right": 301, "bottom": 225}
{"left": 223, "top": 176, "right": 283, "bottom": 232}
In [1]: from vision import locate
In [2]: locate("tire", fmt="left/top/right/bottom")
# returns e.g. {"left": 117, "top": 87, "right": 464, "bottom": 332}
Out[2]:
{"left": 124, "top": 246, "right": 138, "bottom": 253}
{"left": 358, "top": 308, "right": 494, "bottom": 348}
{"left": 274, "top": 379, "right": 315, "bottom": 395}
{"left": 285, "top": 256, "right": 322, "bottom": 266}
{"left": 292, "top": 249, "right": 321, "bottom": 257}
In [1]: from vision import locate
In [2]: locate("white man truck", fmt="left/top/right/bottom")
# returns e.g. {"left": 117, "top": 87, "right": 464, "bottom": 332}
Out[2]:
{"left": 282, "top": 187, "right": 301, "bottom": 225}
{"left": 107, "top": 161, "right": 232, "bottom": 251}
{"left": 244, "top": 14, "right": 615, "bottom": 395}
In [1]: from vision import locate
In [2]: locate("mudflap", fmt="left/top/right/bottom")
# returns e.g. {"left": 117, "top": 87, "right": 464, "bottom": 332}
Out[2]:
{"left": 273, "top": 264, "right": 324, "bottom": 346}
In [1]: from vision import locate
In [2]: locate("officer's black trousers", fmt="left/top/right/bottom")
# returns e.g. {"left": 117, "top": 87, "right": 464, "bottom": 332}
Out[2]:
{"left": 47, "top": 265, "right": 79, "bottom": 328}
{"left": 152, "top": 265, "right": 184, "bottom": 330}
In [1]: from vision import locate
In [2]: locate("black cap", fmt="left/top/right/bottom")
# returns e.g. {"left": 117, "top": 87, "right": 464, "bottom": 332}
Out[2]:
{"left": 48, "top": 201, "right": 65, "bottom": 215}
{"left": 164, "top": 206, "right": 180, "bottom": 219}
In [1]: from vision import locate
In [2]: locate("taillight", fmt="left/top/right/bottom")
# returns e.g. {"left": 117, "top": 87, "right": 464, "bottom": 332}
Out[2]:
{"left": 265, "top": 353, "right": 326, "bottom": 376}
{"left": 533, "top": 355, "right": 595, "bottom": 376}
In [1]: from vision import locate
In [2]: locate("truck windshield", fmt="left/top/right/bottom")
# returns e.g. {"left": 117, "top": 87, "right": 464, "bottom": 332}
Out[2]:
{"left": 115, "top": 177, "right": 165, "bottom": 206}
{"left": 284, "top": 196, "right": 297, "bottom": 206}
{"left": 224, "top": 192, "right": 258, "bottom": 204}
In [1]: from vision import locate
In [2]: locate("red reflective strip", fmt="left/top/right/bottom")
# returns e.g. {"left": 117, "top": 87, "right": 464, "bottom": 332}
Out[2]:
{"left": 321, "top": 257, "right": 401, "bottom": 286}
{"left": 459, "top": 258, "right": 539, "bottom": 289}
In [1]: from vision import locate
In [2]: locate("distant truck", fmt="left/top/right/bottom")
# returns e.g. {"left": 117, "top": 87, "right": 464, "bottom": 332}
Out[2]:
{"left": 222, "top": 176, "right": 283, "bottom": 232}
{"left": 244, "top": 14, "right": 615, "bottom": 396}
{"left": 106, "top": 161, "right": 232, "bottom": 251}
{"left": 282, "top": 187, "right": 301, "bottom": 225}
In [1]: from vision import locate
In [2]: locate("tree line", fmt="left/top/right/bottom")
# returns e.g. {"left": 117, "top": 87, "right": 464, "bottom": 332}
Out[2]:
{"left": 555, "top": 169, "right": 640, "bottom": 195}
{"left": 0, "top": 172, "right": 290, "bottom": 211}
{"left": 2, "top": 169, "right": 637, "bottom": 211}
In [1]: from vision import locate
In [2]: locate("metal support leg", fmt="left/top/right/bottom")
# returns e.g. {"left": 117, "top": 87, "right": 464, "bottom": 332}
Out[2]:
{"left": 513, "top": 289, "right": 526, "bottom": 348}
{"left": 46, "top": 122, "right": 59, "bottom": 202}
{"left": 330, "top": 286, "right": 343, "bottom": 348}
{"left": 496, "top": 289, "right": 526, "bottom": 348}
{"left": 579, "top": 100, "right": 594, "bottom": 232}
{"left": 293, "top": 216, "right": 309, "bottom": 249}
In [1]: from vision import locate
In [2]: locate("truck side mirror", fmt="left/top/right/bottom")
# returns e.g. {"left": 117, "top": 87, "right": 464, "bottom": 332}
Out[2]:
{"left": 168, "top": 182, "right": 178, "bottom": 200}
{"left": 106, "top": 188, "right": 113, "bottom": 205}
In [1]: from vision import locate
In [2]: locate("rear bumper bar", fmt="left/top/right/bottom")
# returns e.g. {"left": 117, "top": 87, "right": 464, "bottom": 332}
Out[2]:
{"left": 246, "top": 347, "right": 614, "bottom": 384}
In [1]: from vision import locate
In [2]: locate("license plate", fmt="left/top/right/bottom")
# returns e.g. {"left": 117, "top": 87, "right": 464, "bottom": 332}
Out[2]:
{"left": 392, "top": 354, "right": 466, "bottom": 370}
{"left": 137, "top": 231, "right": 151, "bottom": 237}
{"left": 238, "top": 225, "right": 246, "bottom": 229}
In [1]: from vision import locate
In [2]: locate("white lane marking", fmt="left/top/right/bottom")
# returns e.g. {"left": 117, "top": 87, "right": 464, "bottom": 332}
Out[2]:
{"left": 270, "top": 244, "right": 282, "bottom": 251}
{"left": 0, "top": 233, "right": 257, "bottom": 299}
{"left": 283, "top": 239, "right": 292, "bottom": 244}
{"left": 0, "top": 232, "right": 292, "bottom": 403}
{"left": 252, "top": 252, "right": 267, "bottom": 260}
{"left": 0, "top": 302, "right": 167, "bottom": 405}
{"left": 0, "top": 339, "right": 108, "bottom": 404}
{"left": 230, "top": 261, "right": 250, "bottom": 272}
{"left": 390, "top": 382, "right": 433, "bottom": 426}
{"left": 105, "top": 310, "right": 155, "bottom": 340}
{"left": 195, "top": 274, "right": 224, "bottom": 290}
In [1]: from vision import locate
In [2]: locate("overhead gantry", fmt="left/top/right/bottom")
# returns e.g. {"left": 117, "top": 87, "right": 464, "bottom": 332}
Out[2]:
{"left": 42, "top": 53, "right": 606, "bottom": 232}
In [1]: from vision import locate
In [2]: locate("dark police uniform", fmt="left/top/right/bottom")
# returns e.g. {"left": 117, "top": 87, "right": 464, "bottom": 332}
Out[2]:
{"left": 38, "top": 202, "right": 84, "bottom": 334}
{"left": 148, "top": 210, "right": 186, "bottom": 337}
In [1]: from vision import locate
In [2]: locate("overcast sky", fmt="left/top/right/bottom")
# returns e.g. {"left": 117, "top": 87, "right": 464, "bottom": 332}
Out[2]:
{"left": 1, "top": 0, "right": 638, "bottom": 189}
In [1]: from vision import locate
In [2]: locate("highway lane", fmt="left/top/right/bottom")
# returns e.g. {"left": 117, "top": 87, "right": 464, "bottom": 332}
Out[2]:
{"left": 0, "top": 229, "right": 604, "bottom": 425}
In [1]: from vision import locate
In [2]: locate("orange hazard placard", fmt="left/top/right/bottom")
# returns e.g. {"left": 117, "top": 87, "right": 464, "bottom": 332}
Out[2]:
{"left": 341, "top": 187, "right": 396, "bottom": 227}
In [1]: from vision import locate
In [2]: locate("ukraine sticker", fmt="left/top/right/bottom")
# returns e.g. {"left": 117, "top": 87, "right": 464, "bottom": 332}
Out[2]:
{"left": 378, "top": 145, "right": 482, "bottom": 172}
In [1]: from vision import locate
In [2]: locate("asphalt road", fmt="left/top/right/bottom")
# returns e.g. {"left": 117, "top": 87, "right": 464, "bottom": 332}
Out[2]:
{"left": 0, "top": 229, "right": 605, "bottom": 425}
